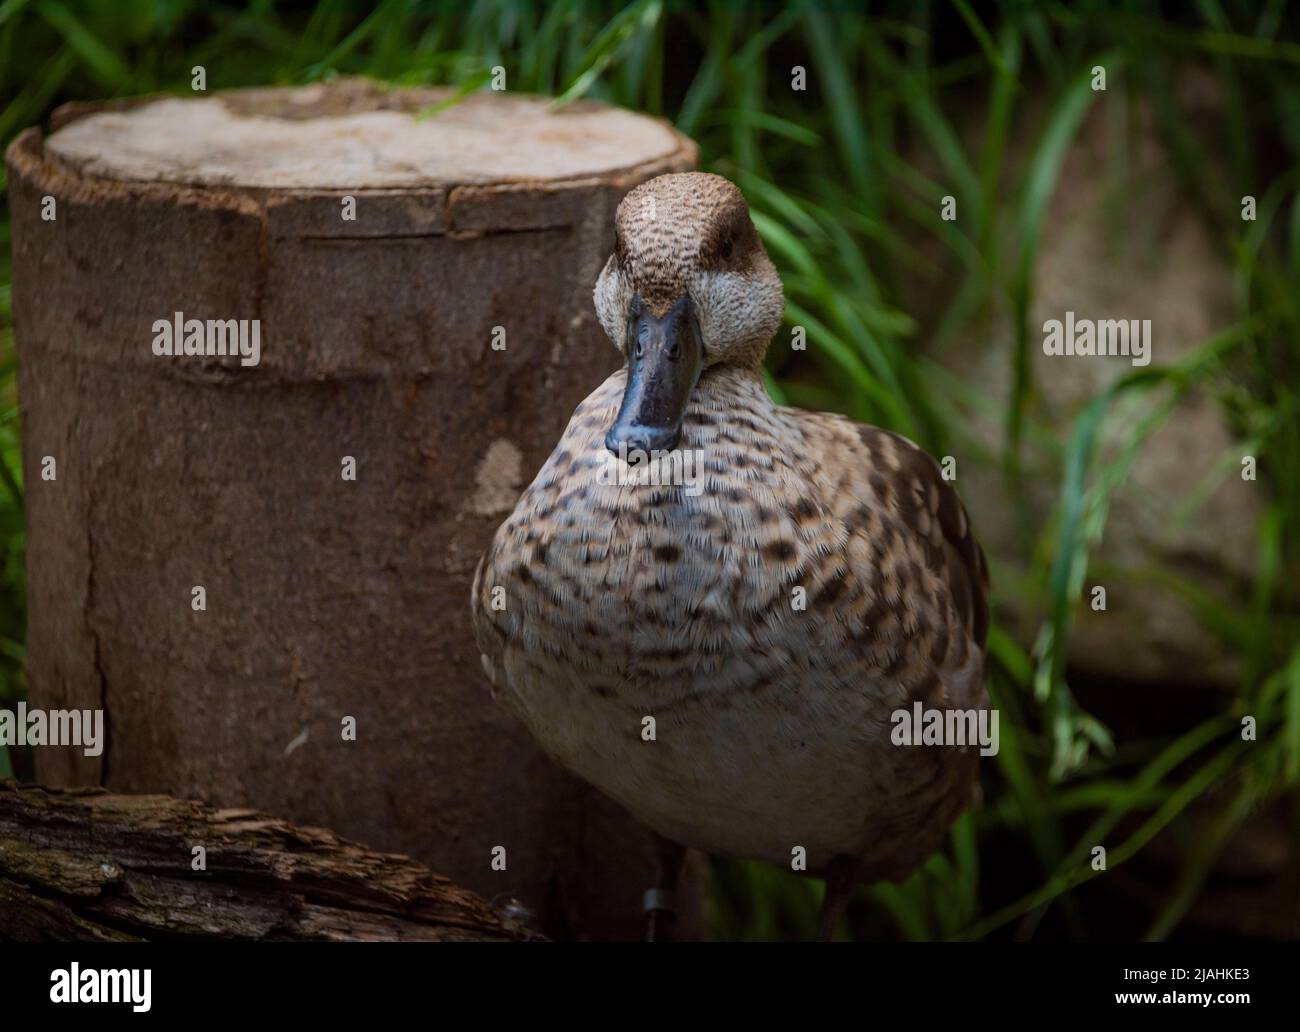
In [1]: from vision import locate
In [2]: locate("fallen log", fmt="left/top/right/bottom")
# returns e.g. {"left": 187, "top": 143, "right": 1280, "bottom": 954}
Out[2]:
{"left": 0, "top": 780, "right": 533, "bottom": 941}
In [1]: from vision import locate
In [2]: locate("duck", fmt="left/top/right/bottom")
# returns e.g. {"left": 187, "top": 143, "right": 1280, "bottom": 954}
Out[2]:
{"left": 471, "top": 171, "right": 989, "bottom": 940}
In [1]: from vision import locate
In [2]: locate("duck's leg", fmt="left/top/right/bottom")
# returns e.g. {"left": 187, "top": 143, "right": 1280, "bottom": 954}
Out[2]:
{"left": 816, "top": 856, "right": 862, "bottom": 942}
{"left": 643, "top": 834, "right": 686, "bottom": 942}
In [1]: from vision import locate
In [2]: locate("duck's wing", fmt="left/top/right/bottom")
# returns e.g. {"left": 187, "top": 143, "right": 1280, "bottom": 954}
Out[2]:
{"left": 779, "top": 411, "right": 990, "bottom": 878}
{"left": 788, "top": 410, "right": 989, "bottom": 707}
{"left": 855, "top": 423, "right": 988, "bottom": 651}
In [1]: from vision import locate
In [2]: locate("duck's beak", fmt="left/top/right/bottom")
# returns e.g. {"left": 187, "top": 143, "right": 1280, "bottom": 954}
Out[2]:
{"left": 605, "top": 295, "right": 704, "bottom": 459}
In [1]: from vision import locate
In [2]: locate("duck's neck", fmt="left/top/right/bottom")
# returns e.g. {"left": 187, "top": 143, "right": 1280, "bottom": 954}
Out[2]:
{"left": 692, "top": 363, "right": 773, "bottom": 412}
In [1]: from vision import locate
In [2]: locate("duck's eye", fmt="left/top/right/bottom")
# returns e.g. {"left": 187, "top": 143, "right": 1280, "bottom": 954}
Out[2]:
{"left": 719, "top": 236, "right": 733, "bottom": 260}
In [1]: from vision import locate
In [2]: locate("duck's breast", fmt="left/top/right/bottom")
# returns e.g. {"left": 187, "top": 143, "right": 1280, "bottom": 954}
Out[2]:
{"left": 472, "top": 371, "right": 986, "bottom": 869}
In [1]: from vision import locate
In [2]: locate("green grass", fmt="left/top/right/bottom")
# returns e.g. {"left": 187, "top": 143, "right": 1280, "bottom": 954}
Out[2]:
{"left": 1, "top": 0, "right": 1297, "bottom": 940}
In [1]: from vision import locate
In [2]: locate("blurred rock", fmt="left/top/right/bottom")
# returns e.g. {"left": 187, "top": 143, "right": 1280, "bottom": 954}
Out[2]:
{"left": 917, "top": 75, "right": 1262, "bottom": 691}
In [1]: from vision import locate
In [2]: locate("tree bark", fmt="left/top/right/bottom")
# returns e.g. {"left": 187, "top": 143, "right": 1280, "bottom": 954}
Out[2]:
{"left": 0, "top": 779, "right": 532, "bottom": 941}
{"left": 6, "top": 78, "right": 699, "bottom": 939}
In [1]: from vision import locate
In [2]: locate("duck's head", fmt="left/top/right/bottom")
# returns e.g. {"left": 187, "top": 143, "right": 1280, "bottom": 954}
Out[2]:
{"left": 594, "top": 172, "right": 784, "bottom": 456}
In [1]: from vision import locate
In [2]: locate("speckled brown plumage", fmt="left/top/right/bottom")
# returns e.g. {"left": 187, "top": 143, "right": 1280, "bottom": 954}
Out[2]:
{"left": 472, "top": 173, "right": 988, "bottom": 884}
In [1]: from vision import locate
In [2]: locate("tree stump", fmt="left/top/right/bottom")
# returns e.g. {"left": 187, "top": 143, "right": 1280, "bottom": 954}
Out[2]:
{"left": 6, "top": 78, "right": 698, "bottom": 939}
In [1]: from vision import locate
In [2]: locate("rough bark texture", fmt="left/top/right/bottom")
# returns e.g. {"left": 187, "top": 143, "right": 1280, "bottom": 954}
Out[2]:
{"left": 0, "top": 780, "right": 529, "bottom": 941}
{"left": 6, "top": 78, "right": 700, "bottom": 939}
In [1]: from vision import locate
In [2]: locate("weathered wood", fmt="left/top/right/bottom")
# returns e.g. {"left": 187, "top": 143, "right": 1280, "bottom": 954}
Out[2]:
{"left": 6, "top": 78, "right": 699, "bottom": 939}
{"left": 0, "top": 779, "right": 532, "bottom": 941}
